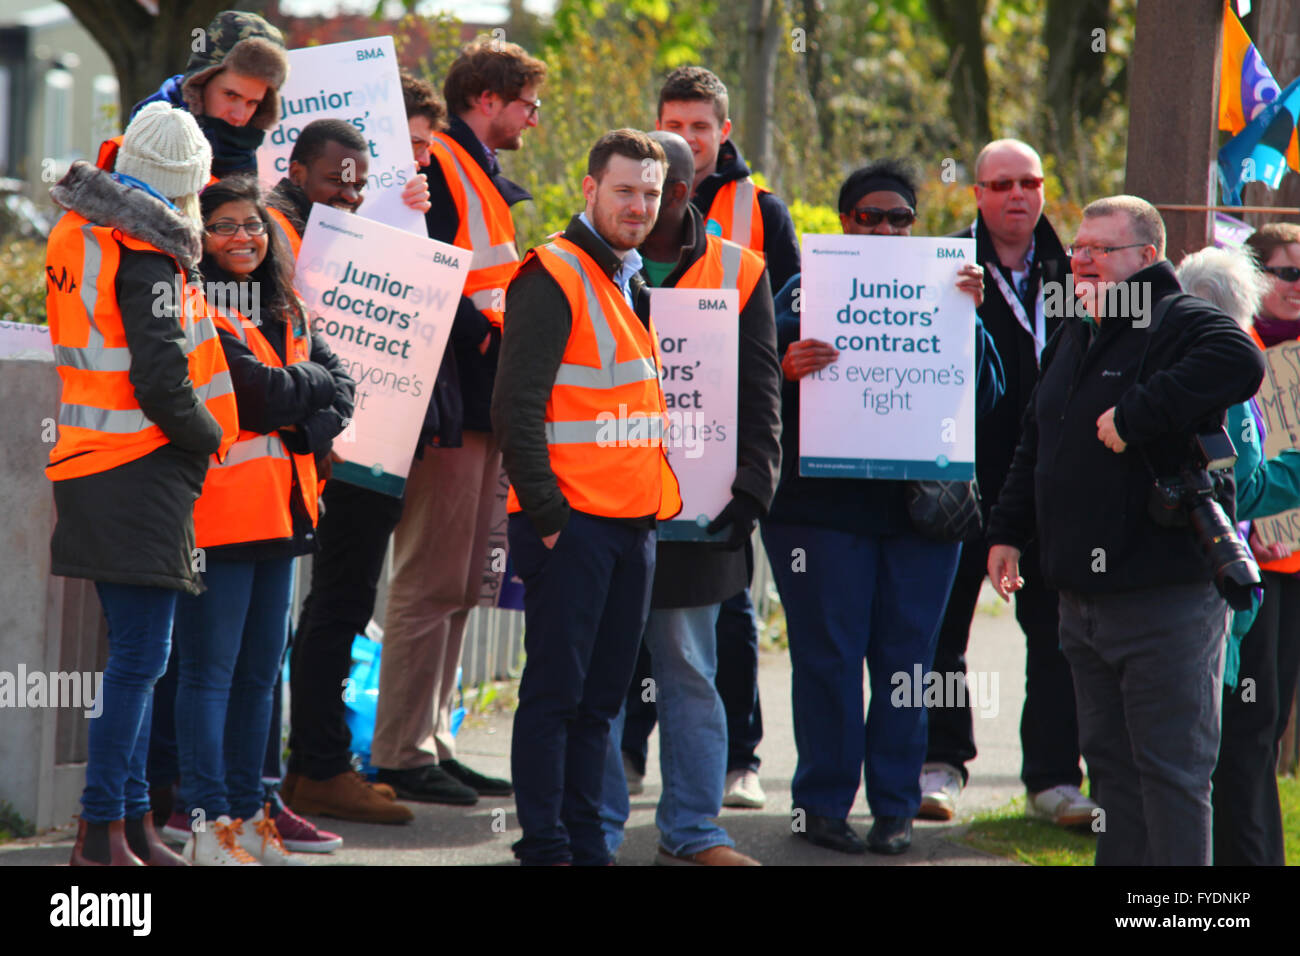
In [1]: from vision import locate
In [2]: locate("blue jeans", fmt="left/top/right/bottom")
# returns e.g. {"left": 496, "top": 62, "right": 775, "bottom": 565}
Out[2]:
{"left": 508, "top": 512, "right": 655, "bottom": 866}
{"left": 174, "top": 557, "right": 294, "bottom": 821}
{"left": 600, "top": 604, "right": 732, "bottom": 858}
{"left": 82, "top": 583, "right": 176, "bottom": 823}
{"left": 762, "top": 522, "right": 960, "bottom": 819}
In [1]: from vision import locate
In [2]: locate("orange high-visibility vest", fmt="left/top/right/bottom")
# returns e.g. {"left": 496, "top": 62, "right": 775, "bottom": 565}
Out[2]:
{"left": 45, "top": 210, "right": 238, "bottom": 481}
{"left": 704, "top": 179, "right": 766, "bottom": 259}
{"left": 267, "top": 206, "right": 302, "bottom": 260}
{"left": 95, "top": 136, "right": 123, "bottom": 171}
{"left": 429, "top": 133, "right": 520, "bottom": 329}
{"left": 1247, "top": 324, "right": 1300, "bottom": 573}
{"left": 676, "top": 234, "right": 766, "bottom": 308}
{"left": 505, "top": 237, "right": 682, "bottom": 521}
{"left": 193, "top": 307, "right": 321, "bottom": 548}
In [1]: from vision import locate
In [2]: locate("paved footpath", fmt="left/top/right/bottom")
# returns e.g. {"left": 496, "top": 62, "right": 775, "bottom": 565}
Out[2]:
{"left": 2, "top": 587, "right": 1047, "bottom": 866}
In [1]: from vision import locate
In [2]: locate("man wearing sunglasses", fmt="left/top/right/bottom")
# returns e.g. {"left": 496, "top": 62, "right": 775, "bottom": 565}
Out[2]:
{"left": 921, "top": 139, "right": 1090, "bottom": 830}
{"left": 987, "top": 195, "right": 1266, "bottom": 865}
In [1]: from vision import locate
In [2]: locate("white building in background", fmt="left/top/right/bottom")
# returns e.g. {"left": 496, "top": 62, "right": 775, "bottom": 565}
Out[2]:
{"left": 0, "top": 1, "right": 118, "bottom": 195}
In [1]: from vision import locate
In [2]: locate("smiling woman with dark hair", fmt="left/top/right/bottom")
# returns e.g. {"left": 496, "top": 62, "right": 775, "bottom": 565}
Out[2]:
{"left": 165, "top": 175, "right": 356, "bottom": 866}
{"left": 762, "top": 159, "right": 1005, "bottom": 857}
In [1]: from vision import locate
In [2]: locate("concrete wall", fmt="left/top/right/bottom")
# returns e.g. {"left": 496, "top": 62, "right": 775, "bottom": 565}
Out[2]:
{"left": 0, "top": 354, "right": 101, "bottom": 831}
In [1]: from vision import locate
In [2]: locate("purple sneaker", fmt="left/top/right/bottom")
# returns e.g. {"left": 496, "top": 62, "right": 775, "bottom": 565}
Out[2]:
{"left": 273, "top": 803, "right": 343, "bottom": 853}
{"left": 161, "top": 810, "right": 191, "bottom": 846}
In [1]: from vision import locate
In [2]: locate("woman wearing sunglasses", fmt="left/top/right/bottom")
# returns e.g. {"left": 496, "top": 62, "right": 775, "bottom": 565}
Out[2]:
{"left": 1207, "top": 222, "right": 1300, "bottom": 866}
{"left": 172, "top": 175, "right": 355, "bottom": 865}
{"left": 762, "top": 159, "right": 1004, "bottom": 856}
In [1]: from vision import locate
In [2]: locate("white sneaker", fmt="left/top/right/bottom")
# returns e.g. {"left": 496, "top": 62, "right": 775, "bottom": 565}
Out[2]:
{"left": 918, "top": 762, "right": 963, "bottom": 820}
{"left": 183, "top": 815, "right": 261, "bottom": 866}
{"left": 1026, "top": 784, "right": 1098, "bottom": 827}
{"left": 722, "top": 769, "right": 766, "bottom": 808}
{"left": 623, "top": 753, "right": 645, "bottom": 796}
{"left": 237, "top": 805, "right": 307, "bottom": 865}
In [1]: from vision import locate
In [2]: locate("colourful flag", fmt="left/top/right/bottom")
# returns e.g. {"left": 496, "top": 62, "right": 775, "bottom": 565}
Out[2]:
{"left": 1219, "top": 75, "right": 1300, "bottom": 204}
{"left": 1219, "top": 0, "right": 1299, "bottom": 172}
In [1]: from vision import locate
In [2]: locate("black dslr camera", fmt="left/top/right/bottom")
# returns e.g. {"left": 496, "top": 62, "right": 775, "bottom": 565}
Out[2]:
{"left": 1148, "top": 428, "right": 1261, "bottom": 612}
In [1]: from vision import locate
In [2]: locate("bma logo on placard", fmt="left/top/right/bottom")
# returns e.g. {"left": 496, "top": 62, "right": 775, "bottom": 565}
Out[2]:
{"left": 936, "top": 248, "right": 965, "bottom": 259}
{"left": 356, "top": 47, "right": 384, "bottom": 60}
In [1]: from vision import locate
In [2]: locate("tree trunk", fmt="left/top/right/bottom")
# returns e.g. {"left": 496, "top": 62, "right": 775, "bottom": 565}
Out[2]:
{"left": 1042, "top": 0, "right": 1111, "bottom": 196}
{"left": 799, "top": 0, "right": 833, "bottom": 153}
{"left": 63, "top": 0, "right": 234, "bottom": 125}
{"left": 743, "top": 0, "right": 783, "bottom": 183}
{"left": 1124, "top": 0, "right": 1221, "bottom": 261}
{"left": 925, "top": 0, "right": 991, "bottom": 163}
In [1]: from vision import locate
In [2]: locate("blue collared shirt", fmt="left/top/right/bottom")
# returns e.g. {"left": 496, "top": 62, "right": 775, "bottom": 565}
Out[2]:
{"left": 579, "top": 211, "right": 643, "bottom": 310}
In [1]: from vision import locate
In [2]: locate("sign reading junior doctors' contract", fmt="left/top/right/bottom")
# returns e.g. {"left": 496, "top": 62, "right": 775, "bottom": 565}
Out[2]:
{"left": 296, "top": 205, "right": 468, "bottom": 496}
{"left": 651, "top": 287, "right": 740, "bottom": 541}
{"left": 256, "top": 36, "right": 426, "bottom": 236}
{"left": 798, "top": 233, "right": 977, "bottom": 480}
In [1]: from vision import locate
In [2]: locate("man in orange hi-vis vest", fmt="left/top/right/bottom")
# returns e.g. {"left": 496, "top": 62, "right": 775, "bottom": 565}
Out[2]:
{"left": 371, "top": 45, "right": 547, "bottom": 807}
{"left": 492, "top": 129, "right": 680, "bottom": 866}
{"left": 46, "top": 104, "right": 237, "bottom": 867}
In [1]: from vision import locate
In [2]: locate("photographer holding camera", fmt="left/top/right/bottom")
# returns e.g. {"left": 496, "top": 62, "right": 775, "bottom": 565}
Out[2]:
{"left": 986, "top": 196, "right": 1265, "bottom": 866}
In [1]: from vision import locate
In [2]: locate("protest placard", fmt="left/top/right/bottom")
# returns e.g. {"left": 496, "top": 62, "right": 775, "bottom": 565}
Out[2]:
{"left": 294, "top": 204, "right": 468, "bottom": 497}
{"left": 256, "top": 36, "right": 425, "bottom": 236}
{"left": 797, "top": 233, "right": 977, "bottom": 480}
{"left": 1250, "top": 340, "right": 1300, "bottom": 548}
{"left": 650, "top": 287, "right": 740, "bottom": 541}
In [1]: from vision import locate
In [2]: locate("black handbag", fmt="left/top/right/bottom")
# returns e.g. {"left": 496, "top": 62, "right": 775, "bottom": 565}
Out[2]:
{"left": 904, "top": 478, "right": 983, "bottom": 542}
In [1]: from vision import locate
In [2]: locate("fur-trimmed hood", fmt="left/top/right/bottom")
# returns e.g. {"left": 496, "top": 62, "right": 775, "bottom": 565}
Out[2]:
{"left": 50, "top": 162, "right": 203, "bottom": 269}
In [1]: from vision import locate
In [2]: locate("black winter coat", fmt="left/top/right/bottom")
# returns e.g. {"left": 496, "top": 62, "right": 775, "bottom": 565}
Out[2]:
{"left": 988, "top": 261, "right": 1266, "bottom": 593}
{"left": 647, "top": 206, "right": 783, "bottom": 609}
{"left": 47, "top": 163, "right": 224, "bottom": 593}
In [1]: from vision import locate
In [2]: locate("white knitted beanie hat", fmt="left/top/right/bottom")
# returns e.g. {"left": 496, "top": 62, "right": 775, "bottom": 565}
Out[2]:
{"left": 116, "top": 102, "right": 213, "bottom": 200}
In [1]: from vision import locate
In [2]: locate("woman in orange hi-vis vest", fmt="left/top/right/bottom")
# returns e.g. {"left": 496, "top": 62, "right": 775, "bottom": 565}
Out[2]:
{"left": 166, "top": 176, "right": 356, "bottom": 866}
{"left": 47, "top": 105, "right": 238, "bottom": 868}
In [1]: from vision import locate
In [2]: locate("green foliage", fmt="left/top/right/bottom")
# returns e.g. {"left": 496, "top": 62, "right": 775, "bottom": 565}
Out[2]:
{"left": 0, "top": 801, "right": 35, "bottom": 843}
{"left": 0, "top": 240, "right": 47, "bottom": 325}
{"left": 788, "top": 200, "right": 840, "bottom": 242}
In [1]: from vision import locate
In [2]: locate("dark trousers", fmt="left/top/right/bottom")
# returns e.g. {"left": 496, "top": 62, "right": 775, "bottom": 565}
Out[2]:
{"left": 1212, "top": 570, "right": 1300, "bottom": 865}
{"left": 509, "top": 512, "right": 655, "bottom": 866}
{"left": 1060, "top": 582, "right": 1227, "bottom": 866}
{"left": 622, "top": 587, "right": 764, "bottom": 775}
{"left": 287, "top": 478, "right": 405, "bottom": 780}
{"left": 927, "top": 542, "right": 1082, "bottom": 792}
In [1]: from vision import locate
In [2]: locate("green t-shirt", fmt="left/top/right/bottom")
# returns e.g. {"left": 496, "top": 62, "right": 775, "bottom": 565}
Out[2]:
{"left": 643, "top": 258, "right": 677, "bottom": 288}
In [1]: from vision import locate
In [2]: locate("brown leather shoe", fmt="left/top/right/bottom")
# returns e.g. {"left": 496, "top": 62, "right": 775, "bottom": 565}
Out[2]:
{"left": 350, "top": 771, "right": 397, "bottom": 801}
{"left": 70, "top": 818, "right": 145, "bottom": 866}
{"left": 655, "top": 845, "right": 761, "bottom": 866}
{"left": 287, "top": 771, "right": 413, "bottom": 824}
{"left": 284, "top": 771, "right": 396, "bottom": 802}
{"left": 126, "top": 813, "right": 189, "bottom": 866}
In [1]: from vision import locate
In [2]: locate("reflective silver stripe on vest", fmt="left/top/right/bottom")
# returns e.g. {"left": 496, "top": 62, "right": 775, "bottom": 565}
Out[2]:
{"left": 470, "top": 288, "right": 499, "bottom": 312}
{"left": 210, "top": 433, "right": 288, "bottom": 468}
{"left": 194, "top": 369, "right": 234, "bottom": 404}
{"left": 731, "top": 179, "right": 755, "bottom": 248}
{"left": 186, "top": 312, "right": 220, "bottom": 352}
{"left": 545, "top": 416, "right": 664, "bottom": 445}
{"left": 437, "top": 141, "right": 520, "bottom": 271}
{"left": 720, "top": 239, "right": 743, "bottom": 290}
{"left": 59, "top": 403, "right": 152, "bottom": 434}
{"left": 54, "top": 224, "right": 134, "bottom": 373}
{"left": 546, "top": 245, "right": 658, "bottom": 390}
